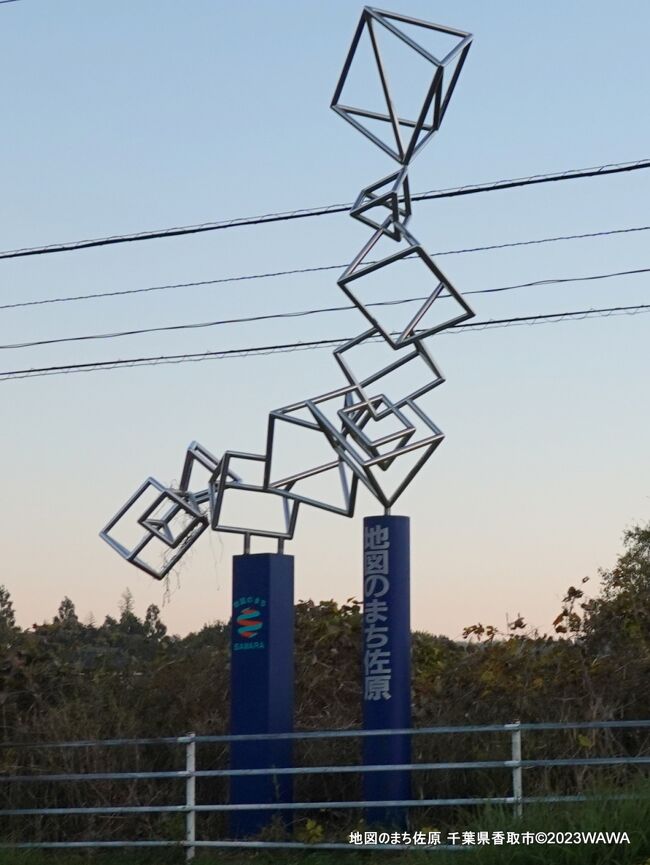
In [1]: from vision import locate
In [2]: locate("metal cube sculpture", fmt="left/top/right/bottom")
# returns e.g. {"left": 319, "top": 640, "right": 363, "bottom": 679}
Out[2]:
{"left": 351, "top": 168, "right": 412, "bottom": 240}
{"left": 331, "top": 7, "right": 472, "bottom": 163}
{"left": 100, "top": 477, "right": 208, "bottom": 580}
{"left": 334, "top": 328, "right": 445, "bottom": 420}
{"left": 264, "top": 388, "right": 361, "bottom": 517}
{"left": 338, "top": 225, "right": 474, "bottom": 348}
{"left": 209, "top": 451, "right": 299, "bottom": 545}
{"left": 101, "top": 6, "right": 475, "bottom": 572}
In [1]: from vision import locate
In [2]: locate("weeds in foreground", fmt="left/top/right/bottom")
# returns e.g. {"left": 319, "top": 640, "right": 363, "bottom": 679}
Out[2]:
{"left": 1, "top": 784, "right": 649, "bottom": 865}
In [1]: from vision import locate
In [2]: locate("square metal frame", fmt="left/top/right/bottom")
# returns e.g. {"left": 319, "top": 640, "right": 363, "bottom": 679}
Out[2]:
{"left": 338, "top": 227, "right": 474, "bottom": 348}
{"left": 263, "top": 386, "right": 361, "bottom": 517}
{"left": 209, "top": 451, "right": 299, "bottom": 540}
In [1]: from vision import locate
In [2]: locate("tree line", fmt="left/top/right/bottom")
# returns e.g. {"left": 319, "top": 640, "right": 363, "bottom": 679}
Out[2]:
{"left": 0, "top": 521, "right": 648, "bottom": 845}
{"left": 0, "top": 522, "right": 648, "bottom": 744}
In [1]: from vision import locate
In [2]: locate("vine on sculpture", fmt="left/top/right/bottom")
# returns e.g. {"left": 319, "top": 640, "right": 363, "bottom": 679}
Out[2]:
{"left": 100, "top": 7, "right": 475, "bottom": 579}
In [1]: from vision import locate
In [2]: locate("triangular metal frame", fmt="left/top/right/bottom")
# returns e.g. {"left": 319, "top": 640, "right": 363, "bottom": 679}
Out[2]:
{"left": 331, "top": 9, "right": 444, "bottom": 164}
{"left": 351, "top": 168, "right": 412, "bottom": 240}
{"left": 331, "top": 7, "right": 471, "bottom": 165}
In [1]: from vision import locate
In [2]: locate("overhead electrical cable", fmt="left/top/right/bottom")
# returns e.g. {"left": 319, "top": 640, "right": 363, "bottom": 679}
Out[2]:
{"left": 1, "top": 158, "right": 649, "bottom": 261}
{"left": 1, "top": 302, "right": 649, "bottom": 382}
{"left": 2, "top": 224, "right": 649, "bottom": 312}
{"left": 2, "top": 265, "right": 649, "bottom": 352}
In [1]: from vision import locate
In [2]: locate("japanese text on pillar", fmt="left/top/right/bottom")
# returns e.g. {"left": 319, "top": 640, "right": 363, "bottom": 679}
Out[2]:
{"left": 364, "top": 524, "right": 391, "bottom": 701}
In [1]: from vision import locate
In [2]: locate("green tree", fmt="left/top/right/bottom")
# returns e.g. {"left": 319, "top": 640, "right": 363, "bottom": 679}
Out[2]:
{"left": 117, "top": 588, "right": 146, "bottom": 636}
{"left": 144, "top": 604, "right": 167, "bottom": 640}
{"left": 55, "top": 596, "right": 78, "bottom": 625}
{"left": 0, "top": 586, "right": 16, "bottom": 631}
{"left": 582, "top": 523, "right": 650, "bottom": 655}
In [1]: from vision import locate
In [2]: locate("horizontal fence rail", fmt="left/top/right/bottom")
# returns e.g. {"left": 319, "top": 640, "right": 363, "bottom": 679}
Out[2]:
{"left": 3, "top": 756, "right": 650, "bottom": 786}
{"left": 3, "top": 719, "right": 650, "bottom": 749}
{"left": 0, "top": 719, "right": 648, "bottom": 857}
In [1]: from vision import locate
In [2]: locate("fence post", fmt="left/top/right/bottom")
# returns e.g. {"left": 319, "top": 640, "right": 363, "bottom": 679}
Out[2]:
{"left": 510, "top": 720, "right": 523, "bottom": 819}
{"left": 186, "top": 732, "right": 196, "bottom": 861}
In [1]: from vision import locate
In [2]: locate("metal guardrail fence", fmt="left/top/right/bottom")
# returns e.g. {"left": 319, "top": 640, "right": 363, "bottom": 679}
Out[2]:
{"left": 0, "top": 719, "right": 649, "bottom": 857}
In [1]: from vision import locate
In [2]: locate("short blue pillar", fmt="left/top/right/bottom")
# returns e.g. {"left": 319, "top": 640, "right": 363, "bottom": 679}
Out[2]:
{"left": 229, "top": 553, "right": 294, "bottom": 838}
{"left": 362, "top": 515, "right": 411, "bottom": 825}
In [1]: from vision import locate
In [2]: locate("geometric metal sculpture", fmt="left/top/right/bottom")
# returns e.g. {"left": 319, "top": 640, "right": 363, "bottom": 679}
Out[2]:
{"left": 351, "top": 169, "right": 412, "bottom": 240}
{"left": 208, "top": 451, "right": 299, "bottom": 545}
{"left": 331, "top": 7, "right": 472, "bottom": 162}
{"left": 337, "top": 225, "right": 474, "bottom": 348}
{"left": 334, "top": 328, "right": 445, "bottom": 417}
{"left": 264, "top": 389, "right": 361, "bottom": 517}
{"left": 100, "top": 476, "right": 208, "bottom": 580}
{"left": 100, "top": 6, "right": 475, "bottom": 576}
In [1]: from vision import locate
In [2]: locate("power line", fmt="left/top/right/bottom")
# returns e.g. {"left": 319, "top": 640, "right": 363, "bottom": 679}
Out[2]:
{"left": 3, "top": 223, "right": 649, "bottom": 312}
{"left": 1, "top": 302, "right": 648, "bottom": 382}
{"left": 2, "top": 265, "right": 649, "bottom": 353}
{"left": 1, "top": 158, "right": 649, "bottom": 262}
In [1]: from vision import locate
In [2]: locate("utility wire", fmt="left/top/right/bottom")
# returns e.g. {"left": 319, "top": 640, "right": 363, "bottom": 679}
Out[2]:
{"left": 2, "top": 223, "right": 649, "bottom": 312}
{"left": 1, "top": 303, "right": 648, "bottom": 382}
{"left": 1, "top": 158, "right": 649, "bottom": 262}
{"left": 2, "top": 265, "right": 649, "bottom": 353}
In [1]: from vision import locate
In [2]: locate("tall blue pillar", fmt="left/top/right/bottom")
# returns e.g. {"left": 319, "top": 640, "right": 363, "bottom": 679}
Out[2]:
{"left": 229, "top": 553, "right": 294, "bottom": 838}
{"left": 362, "top": 515, "right": 411, "bottom": 825}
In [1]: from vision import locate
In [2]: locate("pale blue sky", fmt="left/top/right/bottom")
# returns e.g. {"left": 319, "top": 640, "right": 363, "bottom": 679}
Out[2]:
{"left": 1, "top": 0, "right": 649, "bottom": 637}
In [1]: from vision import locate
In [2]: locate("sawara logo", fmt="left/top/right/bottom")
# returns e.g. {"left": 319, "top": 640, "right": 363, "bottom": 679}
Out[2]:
{"left": 236, "top": 607, "right": 263, "bottom": 639}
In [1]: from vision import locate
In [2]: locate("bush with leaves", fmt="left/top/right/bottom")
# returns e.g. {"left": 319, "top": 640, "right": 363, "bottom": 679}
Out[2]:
{"left": 0, "top": 520, "right": 648, "bottom": 843}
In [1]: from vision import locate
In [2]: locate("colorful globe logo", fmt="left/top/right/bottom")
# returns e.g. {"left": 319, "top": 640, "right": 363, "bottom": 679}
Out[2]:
{"left": 236, "top": 607, "right": 263, "bottom": 639}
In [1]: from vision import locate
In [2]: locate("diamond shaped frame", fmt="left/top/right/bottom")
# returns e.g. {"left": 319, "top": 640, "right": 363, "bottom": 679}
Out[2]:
{"left": 308, "top": 395, "right": 445, "bottom": 509}
{"left": 100, "top": 477, "right": 208, "bottom": 580}
{"left": 338, "top": 225, "right": 474, "bottom": 348}
{"left": 137, "top": 489, "right": 205, "bottom": 550}
{"left": 331, "top": 7, "right": 472, "bottom": 164}
{"left": 338, "top": 394, "right": 416, "bottom": 471}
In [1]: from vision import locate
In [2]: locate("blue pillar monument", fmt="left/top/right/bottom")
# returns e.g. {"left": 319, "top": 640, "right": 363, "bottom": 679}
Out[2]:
{"left": 229, "top": 552, "right": 294, "bottom": 837}
{"left": 362, "top": 515, "right": 411, "bottom": 824}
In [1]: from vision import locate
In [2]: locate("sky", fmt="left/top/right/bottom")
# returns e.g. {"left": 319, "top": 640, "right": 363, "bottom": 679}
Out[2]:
{"left": 1, "top": 0, "right": 649, "bottom": 639}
